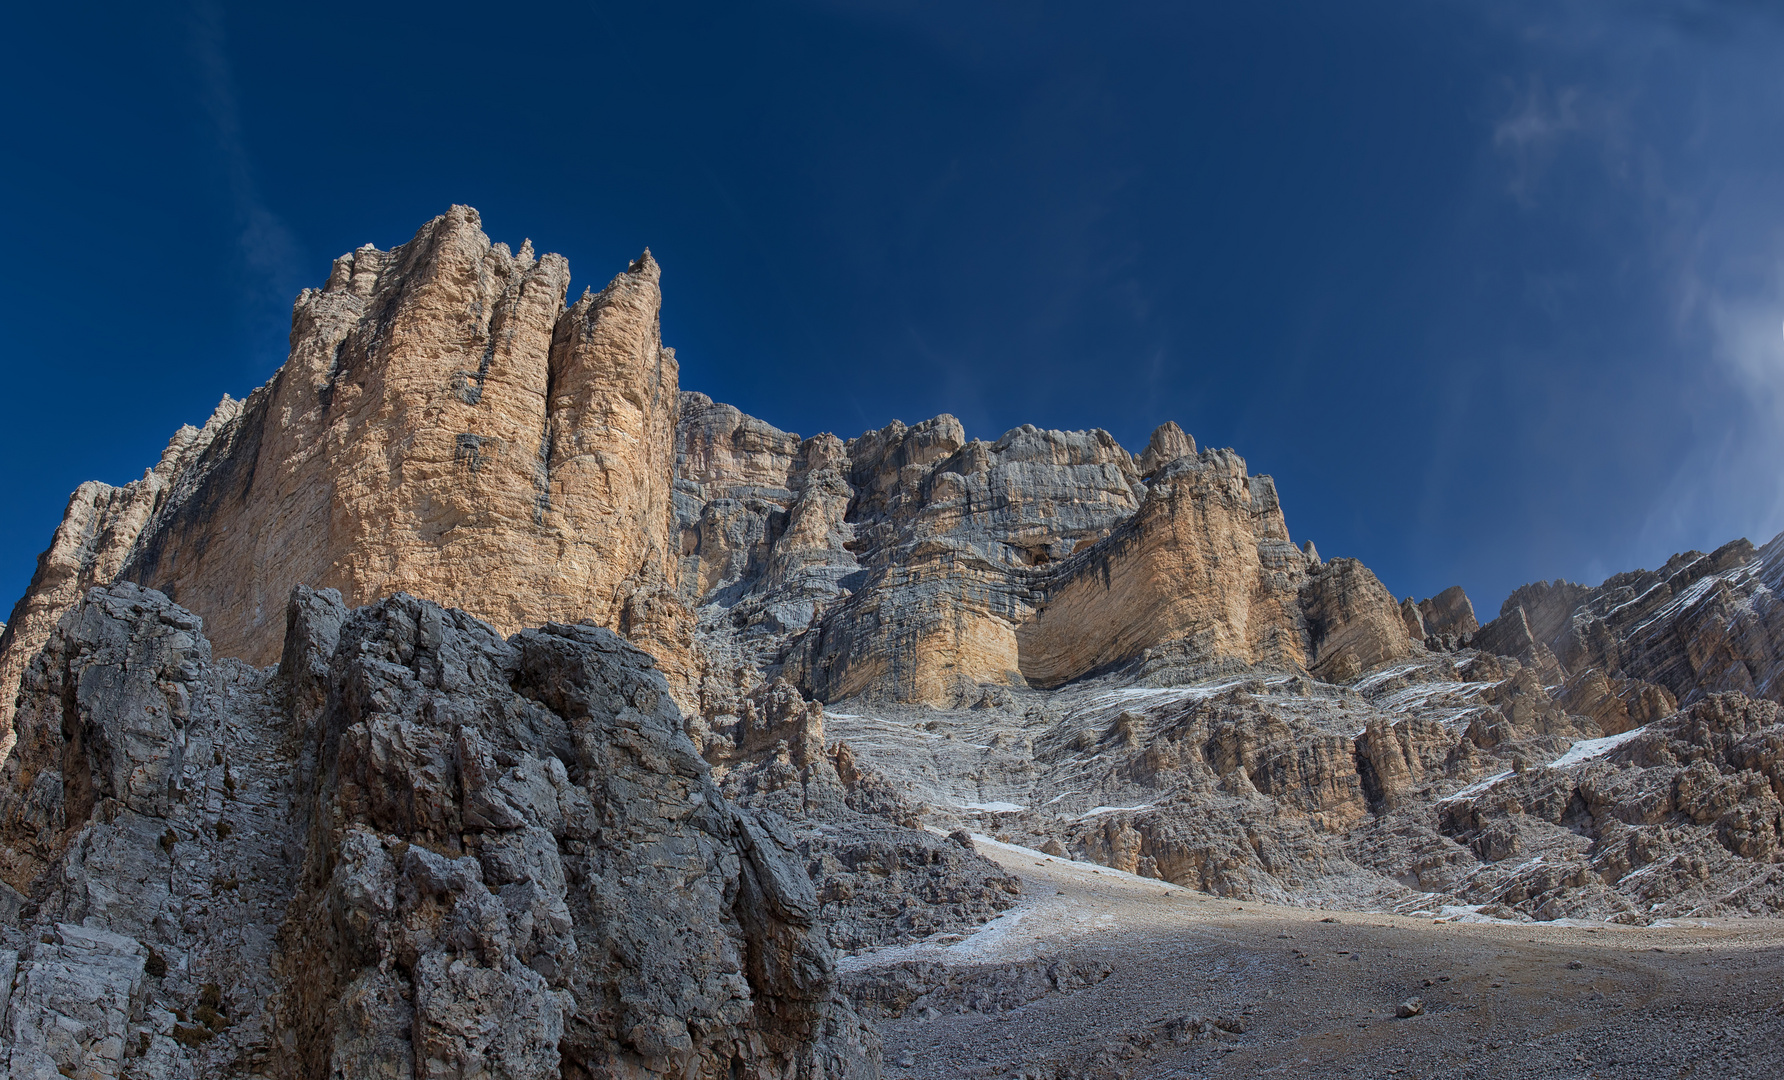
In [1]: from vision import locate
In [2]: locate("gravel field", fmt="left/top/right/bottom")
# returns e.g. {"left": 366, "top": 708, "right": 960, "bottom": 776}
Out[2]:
{"left": 846, "top": 837, "right": 1784, "bottom": 1080}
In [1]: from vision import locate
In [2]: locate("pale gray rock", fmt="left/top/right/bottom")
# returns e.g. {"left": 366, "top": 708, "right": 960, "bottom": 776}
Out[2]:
{"left": 5, "top": 923, "right": 149, "bottom": 1079}
{"left": 1137, "top": 421, "right": 1195, "bottom": 476}
{"left": 0, "top": 583, "right": 879, "bottom": 1079}
{"left": 694, "top": 680, "right": 1023, "bottom": 953}
{"left": 811, "top": 645, "right": 1784, "bottom": 924}
{"left": 841, "top": 957, "right": 1112, "bottom": 1019}
{"left": 1430, "top": 692, "right": 1784, "bottom": 921}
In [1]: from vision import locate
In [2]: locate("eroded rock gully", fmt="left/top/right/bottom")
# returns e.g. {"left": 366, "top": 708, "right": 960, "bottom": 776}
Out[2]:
{"left": 8, "top": 205, "right": 1784, "bottom": 1076}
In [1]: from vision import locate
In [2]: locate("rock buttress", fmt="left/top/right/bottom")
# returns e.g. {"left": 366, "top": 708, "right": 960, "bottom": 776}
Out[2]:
{"left": 0, "top": 583, "right": 877, "bottom": 1079}
{"left": 0, "top": 207, "right": 696, "bottom": 757}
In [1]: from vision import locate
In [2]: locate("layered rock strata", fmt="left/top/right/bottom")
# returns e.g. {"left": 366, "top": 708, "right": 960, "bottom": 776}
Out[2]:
{"left": 2, "top": 206, "right": 1427, "bottom": 754}
{"left": 818, "top": 645, "right": 1784, "bottom": 923}
{"left": 0, "top": 582, "right": 876, "bottom": 1078}
{"left": 11, "top": 201, "right": 1784, "bottom": 978}
{"left": 0, "top": 205, "right": 692, "bottom": 755}
{"left": 673, "top": 402, "right": 1416, "bottom": 712}
{"left": 1484, "top": 535, "right": 1784, "bottom": 707}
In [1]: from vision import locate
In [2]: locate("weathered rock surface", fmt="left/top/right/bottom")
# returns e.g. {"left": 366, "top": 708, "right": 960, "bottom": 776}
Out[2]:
{"left": 1297, "top": 557, "right": 1419, "bottom": 683}
{"left": 10, "top": 201, "right": 1784, "bottom": 1012}
{"left": 0, "top": 582, "right": 878, "bottom": 1078}
{"left": 1016, "top": 450, "right": 1313, "bottom": 689}
{"left": 689, "top": 679, "right": 1023, "bottom": 954}
{"left": 2, "top": 206, "right": 1429, "bottom": 748}
{"left": 780, "top": 418, "right": 1148, "bottom": 706}
{"left": 1418, "top": 584, "right": 1480, "bottom": 640}
{"left": 1431, "top": 691, "right": 1784, "bottom": 922}
{"left": 676, "top": 406, "right": 1414, "bottom": 710}
{"left": 814, "top": 636, "right": 1784, "bottom": 923}
{"left": 1, "top": 206, "right": 693, "bottom": 756}
{"left": 1493, "top": 535, "right": 1784, "bottom": 708}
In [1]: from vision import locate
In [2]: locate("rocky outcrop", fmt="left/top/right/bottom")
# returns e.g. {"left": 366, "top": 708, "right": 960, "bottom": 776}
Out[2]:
{"left": 782, "top": 418, "right": 1145, "bottom": 705}
{"left": 9, "top": 200, "right": 1784, "bottom": 1021}
{"left": 813, "top": 645, "right": 1784, "bottom": 922}
{"left": 671, "top": 394, "right": 860, "bottom": 716}
{"left": 675, "top": 407, "right": 1409, "bottom": 707}
{"left": 1556, "top": 666, "right": 1678, "bottom": 736}
{"left": 1470, "top": 536, "right": 1784, "bottom": 713}
{"left": 0, "top": 206, "right": 694, "bottom": 759}
{"left": 4, "top": 207, "right": 1435, "bottom": 741}
{"left": 1296, "top": 558, "right": 1419, "bottom": 683}
{"left": 1418, "top": 585, "right": 1479, "bottom": 640}
{"left": 1016, "top": 449, "right": 1316, "bottom": 689}
{"left": 1136, "top": 421, "right": 1195, "bottom": 476}
{"left": 1432, "top": 692, "right": 1784, "bottom": 921}
{"left": 1398, "top": 598, "right": 1428, "bottom": 642}
{"left": 690, "top": 680, "right": 1024, "bottom": 954}
{"left": 0, "top": 414, "right": 238, "bottom": 764}
{"left": 0, "top": 582, "right": 877, "bottom": 1078}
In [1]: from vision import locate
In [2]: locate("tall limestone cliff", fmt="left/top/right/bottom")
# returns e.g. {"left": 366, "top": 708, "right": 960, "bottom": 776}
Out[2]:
{"left": 0, "top": 205, "right": 1421, "bottom": 755}
{"left": 11, "top": 202, "right": 1784, "bottom": 1046}
{"left": 0, "top": 207, "right": 692, "bottom": 755}
{"left": 675, "top": 403, "right": 1416, "bottom": 709}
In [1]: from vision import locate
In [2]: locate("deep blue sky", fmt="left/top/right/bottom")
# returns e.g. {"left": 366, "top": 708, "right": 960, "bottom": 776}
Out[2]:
{"left": 5, "top": 1, "right": 1784, "bottom": 619}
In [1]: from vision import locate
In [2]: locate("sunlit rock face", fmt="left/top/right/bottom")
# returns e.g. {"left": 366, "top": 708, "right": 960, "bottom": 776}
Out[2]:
{"left": 0, "top": 207, "right": 693, "bottom": 752}
{"left": 679, "top": 407, "right": 1415, "bottom": 709}
{"left": 14, "top": 204, "right": 1784, "bottom": 964}
{"left": 0, "top": 206, "right": 1423, "bottom": 743}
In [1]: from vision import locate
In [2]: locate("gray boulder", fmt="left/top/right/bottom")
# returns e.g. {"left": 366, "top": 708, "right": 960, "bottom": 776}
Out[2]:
{"left": 0, "top": 582, "right": 878, "bottom": 1079}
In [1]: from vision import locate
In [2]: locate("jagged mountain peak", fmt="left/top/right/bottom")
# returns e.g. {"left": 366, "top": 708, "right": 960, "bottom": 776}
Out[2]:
{"left": 8, "top": 207, "right": 1784, "bottom": 1077}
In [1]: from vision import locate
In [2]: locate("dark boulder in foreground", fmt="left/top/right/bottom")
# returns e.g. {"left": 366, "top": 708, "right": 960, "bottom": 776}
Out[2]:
{"left": 0, "top": 581, "right": 878, "bottom": 1079}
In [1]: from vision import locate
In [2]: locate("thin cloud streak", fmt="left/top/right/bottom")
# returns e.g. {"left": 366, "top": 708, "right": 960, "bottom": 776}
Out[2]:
{"left": 1485, "top": 0, "right": 1784, "bottom": 580}
{"left": 187, "top": 0, "right": 303, "bottom": 319}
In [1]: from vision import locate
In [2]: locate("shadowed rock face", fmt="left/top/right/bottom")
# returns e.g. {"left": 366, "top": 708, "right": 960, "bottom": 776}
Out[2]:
{"left": 1486, "top": 536, "right": 1784, "bottom": 709}
{"left": 0, "top": 583, "right": 877, "bottom": 1079}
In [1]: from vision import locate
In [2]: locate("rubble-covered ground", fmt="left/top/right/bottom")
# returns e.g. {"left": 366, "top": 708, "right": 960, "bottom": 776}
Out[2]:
{"left": 816, "top": 649, "right": 1784, "bottom": 926}
{"left": 854, "top": 835, "right": 1784, "bottom": 1080}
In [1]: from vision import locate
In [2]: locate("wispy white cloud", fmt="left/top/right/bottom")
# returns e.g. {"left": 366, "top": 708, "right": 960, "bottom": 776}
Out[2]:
{"left": 1482, "top": 1, "right": 1784, "bottom": 570}
{"left": 187, "top": 0, "right": 304, "bottom": 313}
{"left": 1493, "top": 77, "right": 1584, "bottom": 203}
{"left": 1643, "top": 263, "right": 1784, "bottom": 553}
